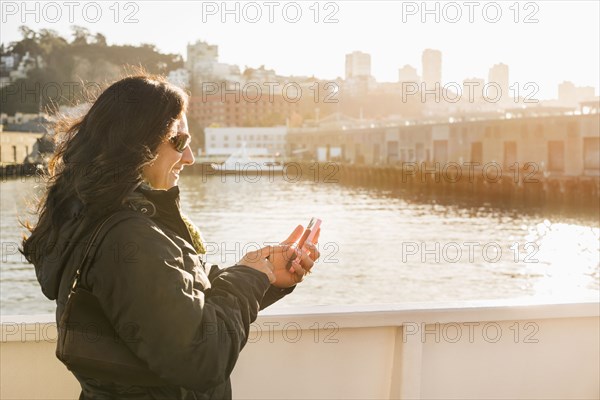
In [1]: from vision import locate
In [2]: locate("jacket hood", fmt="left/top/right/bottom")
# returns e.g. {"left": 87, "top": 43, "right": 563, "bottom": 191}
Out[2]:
{"left": 34, "top": 197, "right": 93, "bottom": 300}
{"left": 34, "top": 184, "right": 186, "bottom": 301}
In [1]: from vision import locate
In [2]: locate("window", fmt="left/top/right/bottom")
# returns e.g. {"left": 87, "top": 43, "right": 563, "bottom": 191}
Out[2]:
{"left": 433, "top": 140, "right": 448, "bottom": 163}
{"left": 415, "top": 143, "right": 425, "bottom": 162}
{"left": 583, "top": 137, "right": 600, "bottom": 170}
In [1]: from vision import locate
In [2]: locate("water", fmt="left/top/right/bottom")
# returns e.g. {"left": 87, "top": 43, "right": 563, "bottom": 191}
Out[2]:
{"left": 1, "top": 174, "right": 599, "bottom": 315}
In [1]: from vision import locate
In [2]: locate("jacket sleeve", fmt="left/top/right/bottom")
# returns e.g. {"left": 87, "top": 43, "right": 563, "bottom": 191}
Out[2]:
{"left": 207, "top": 264, "right": 296, "bottom": 310}
{"left": 87, "top": 217, "right": 271, "bottom": 391}
{"left": 259, "top": 285, "right": 295, "bottom": 310}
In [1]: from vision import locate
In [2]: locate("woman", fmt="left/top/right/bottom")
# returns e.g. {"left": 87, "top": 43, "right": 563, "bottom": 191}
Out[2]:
{"left": 22, "top": 74, "right": 320, "bottom": 399}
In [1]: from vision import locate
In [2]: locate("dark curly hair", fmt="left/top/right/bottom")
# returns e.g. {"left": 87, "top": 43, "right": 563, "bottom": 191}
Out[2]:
{"left": 22, "top": 73, "right": 188, "bottom": 265}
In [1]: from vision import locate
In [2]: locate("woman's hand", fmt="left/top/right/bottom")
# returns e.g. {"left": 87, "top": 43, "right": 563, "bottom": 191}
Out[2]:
{"left": 272, "top": 225, "right": 322, "bottom": 288}
{"left": 236, "top": 225, "right": 321, "bottom": 289}
{"left": 237, "top": 246, "right": 277, "bottom": 283}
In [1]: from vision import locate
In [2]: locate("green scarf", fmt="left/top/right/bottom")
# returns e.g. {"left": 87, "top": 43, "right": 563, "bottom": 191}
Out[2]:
{"left": 181, "top": 214, "right": 206, "bottom": 254}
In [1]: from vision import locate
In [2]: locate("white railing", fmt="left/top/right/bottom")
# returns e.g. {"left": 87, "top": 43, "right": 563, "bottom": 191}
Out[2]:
{"left": 1, "top": 299, "right": 599, "bottom": 399}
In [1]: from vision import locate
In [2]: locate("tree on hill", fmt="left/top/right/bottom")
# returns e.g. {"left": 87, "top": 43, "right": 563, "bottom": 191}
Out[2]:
{"left": 1, "top": 27, "right": 184, "bottom": 114}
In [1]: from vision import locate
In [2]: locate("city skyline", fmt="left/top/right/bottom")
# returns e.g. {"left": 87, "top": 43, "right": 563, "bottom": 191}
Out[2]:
{"left": 1, "top": 1, "right": 599, "bottom": 100}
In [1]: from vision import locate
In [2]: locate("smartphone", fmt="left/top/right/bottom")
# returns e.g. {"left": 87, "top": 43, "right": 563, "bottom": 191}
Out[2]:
{"left": 297, "top": 217, "right": 321, "bottom": 250}
{"left": 287, "top": 217, "right": 321, "bottom": 270}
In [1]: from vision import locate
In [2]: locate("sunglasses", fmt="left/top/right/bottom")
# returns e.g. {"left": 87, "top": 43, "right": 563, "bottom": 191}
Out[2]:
{"left": 168, "top": 132, "right": 191, "bottom": 153}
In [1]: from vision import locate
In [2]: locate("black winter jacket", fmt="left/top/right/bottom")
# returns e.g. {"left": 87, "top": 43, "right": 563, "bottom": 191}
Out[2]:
{"left": 34, "top": 184, "right": 293, "bottom": 399}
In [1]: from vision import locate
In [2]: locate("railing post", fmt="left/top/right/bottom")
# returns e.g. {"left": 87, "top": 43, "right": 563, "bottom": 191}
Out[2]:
{"left": 389, "top": 325, "right": 423, "bottom": 399}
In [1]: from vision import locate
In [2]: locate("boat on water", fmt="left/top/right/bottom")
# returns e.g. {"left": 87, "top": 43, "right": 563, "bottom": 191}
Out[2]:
{"left": 211, "top": 145, "right": 284, "bottom": 172}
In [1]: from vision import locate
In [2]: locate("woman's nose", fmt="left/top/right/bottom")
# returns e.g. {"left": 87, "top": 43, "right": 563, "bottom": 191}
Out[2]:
{"left": 181, "top": 144, "right": 195, "bottom": 166}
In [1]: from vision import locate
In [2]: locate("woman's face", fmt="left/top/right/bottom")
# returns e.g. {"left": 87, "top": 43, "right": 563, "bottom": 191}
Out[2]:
{"left": 142, "top": 113, "right": 195, "bottom": 190}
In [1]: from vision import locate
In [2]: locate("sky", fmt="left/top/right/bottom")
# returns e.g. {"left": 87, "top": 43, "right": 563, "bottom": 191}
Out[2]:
{"left": 1, "top": 0, "right": 599, "bottom": 100}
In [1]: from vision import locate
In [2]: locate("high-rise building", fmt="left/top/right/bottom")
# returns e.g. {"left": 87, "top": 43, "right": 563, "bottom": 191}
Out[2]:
{"left": 558, "top": 81, "right": 577, "bottom": 105}
{"left": 559, "top": 82, "right": 596, "bottom": 106}
{"left": 186, "top": 39, "right": 242, "bottom": 93}
{"left": 463, "top": 78, "right": 485, "bottom": 102}
{"left": 398, "top": 65, "right": 420, "bottom": 84}
{"left": 186, "top": 40, "right": 218, "bottom": 70}
{"left": 345, "top": 51, "right": 371, "bottom": 80}
{"left": 576, "top": 86, "right": 596, "bottom": 102}
{"left": 167, "top": 69, "right": 190, "bottom": 90}
{"left": 422, "top": 49, "right": 442, "bottom": 89}
{"left": 488, "top": 63, "right": 510, "bottom": 101}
